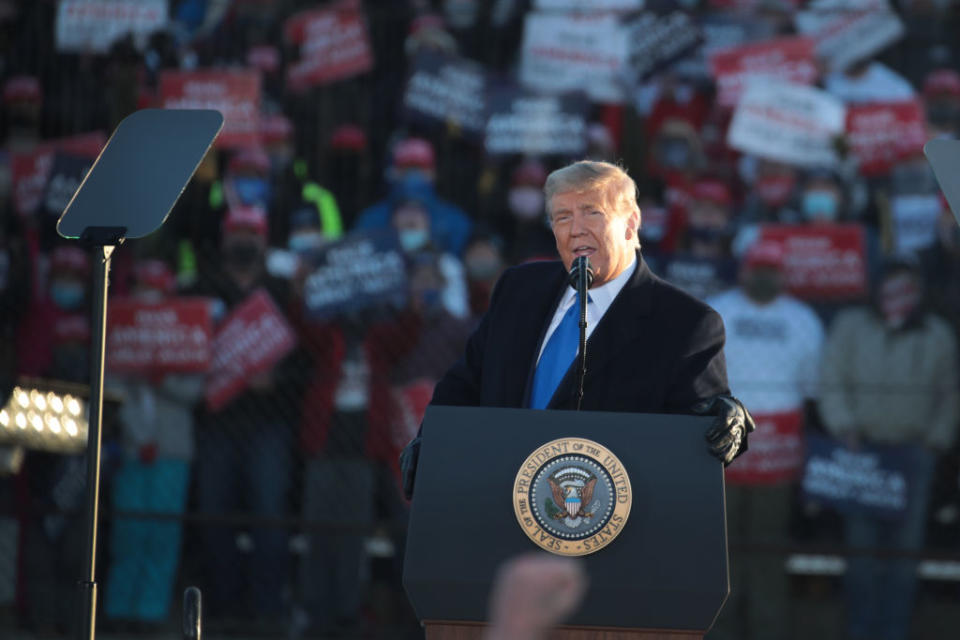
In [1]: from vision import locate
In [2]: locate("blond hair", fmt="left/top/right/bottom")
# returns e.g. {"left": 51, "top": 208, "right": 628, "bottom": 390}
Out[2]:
{"left": 543, "top": 160, "right": 641, "bottom": 246}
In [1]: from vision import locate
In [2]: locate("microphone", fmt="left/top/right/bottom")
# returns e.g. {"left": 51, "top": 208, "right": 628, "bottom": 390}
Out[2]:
{"left": 568, "top": 257, "right": 593, "bottom": 410}
{"left": 568, "top": 256, "right": 594, "bottom": 294}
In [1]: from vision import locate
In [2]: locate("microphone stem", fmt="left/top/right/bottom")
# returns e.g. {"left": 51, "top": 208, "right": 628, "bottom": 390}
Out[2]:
{"left": 577, "top": 267, "right": 588, "bottom": 411}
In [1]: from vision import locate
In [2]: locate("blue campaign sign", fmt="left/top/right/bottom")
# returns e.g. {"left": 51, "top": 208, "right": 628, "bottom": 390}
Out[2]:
{"left": 801, "top": 433, "right": 917, "bottom": 521}
{"left": 302, "top": 229, "right": 408, "bottom": 320}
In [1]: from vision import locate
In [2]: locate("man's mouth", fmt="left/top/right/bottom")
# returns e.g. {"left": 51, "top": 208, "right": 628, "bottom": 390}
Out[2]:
{"left": 572, "top": 246, "right": 595, "bottom": 257}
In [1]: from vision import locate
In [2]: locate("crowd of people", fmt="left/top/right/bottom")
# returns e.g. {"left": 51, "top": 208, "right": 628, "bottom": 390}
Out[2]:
{"left": 0, "top": 1, "right": 959, "bottom": 639}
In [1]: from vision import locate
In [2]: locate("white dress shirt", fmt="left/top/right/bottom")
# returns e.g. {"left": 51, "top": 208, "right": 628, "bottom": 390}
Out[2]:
{"left": 536, "top": 256, "right": 637, "bottom": 364}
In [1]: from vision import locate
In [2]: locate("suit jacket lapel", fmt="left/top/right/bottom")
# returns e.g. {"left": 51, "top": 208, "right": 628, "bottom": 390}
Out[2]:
{"left": 546, "top": 251, "right": 654, "bottom": 409}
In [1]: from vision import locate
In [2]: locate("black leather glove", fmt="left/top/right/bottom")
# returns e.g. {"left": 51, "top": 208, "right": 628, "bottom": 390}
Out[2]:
{"left": 400, "top": 435, "right": 422, "bottom": 500}
{"left": 692, "top": 395, "right": 756, "bottom": 466}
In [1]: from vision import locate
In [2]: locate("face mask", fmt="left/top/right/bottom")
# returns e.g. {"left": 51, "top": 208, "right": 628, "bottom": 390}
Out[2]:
{"left": 50, "top": 282, "right": 85, "bottom": 309}
{"left": 802, "top": 190, "right": 839, "bottom": 221}
{"left": 466, "top": 258, "right": 501, "bottom": 281}
{"left": 232, "top": 177, "right": 272, "bottom": 206}
{"left": 508, "top": 187, "right": 544, "bottom": 221}
{"left": 744, "top": 271, "right": 781, "bottom": 304}
{"left": 755, "top": 175, "right": 795, "bottom": 208}
{"left": 417, "top": 288, "right": 443, "bottom": 311}
{"left": 135, "top": 289, "right": 164, "bottom": 303}
{"left": 399, "top": 229, "right": 430, "bottom": 252}
{"left": 657, "top": 138, "right": 692, "bottom": 169}
{"left": 880, "top": 274, "right": 920, "bottom": 329}
{"left": 225, "top": 242, "right": 263, "bottom": 268}
{"left": 288, "top": 231, "right": 325, "bottom": 253}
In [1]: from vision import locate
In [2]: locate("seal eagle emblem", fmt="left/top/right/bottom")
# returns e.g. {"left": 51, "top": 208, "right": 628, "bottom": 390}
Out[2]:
{"left": 513, "top": 437, "right": 632, "bottom": 556}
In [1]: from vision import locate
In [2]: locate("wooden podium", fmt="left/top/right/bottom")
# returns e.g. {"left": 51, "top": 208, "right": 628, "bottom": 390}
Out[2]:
{"left": 404, "top": 406, "right": 729, "bottom": 640}
{"left": 423, "top": 621, "right": 703, "bottom": 639}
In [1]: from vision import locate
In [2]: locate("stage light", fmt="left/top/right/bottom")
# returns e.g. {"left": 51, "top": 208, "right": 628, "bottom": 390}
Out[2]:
{"left": 0, "top": 379, "right": 95, "bottom": 453}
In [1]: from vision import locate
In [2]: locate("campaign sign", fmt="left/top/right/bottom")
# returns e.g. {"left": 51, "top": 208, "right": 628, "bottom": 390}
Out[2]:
{"left": 727, "top": 81, "right": 846, "bottom": 168}
{"left": 534, "top": 0, "right": 644, "bottom": 9}
{"left": 623, "top": 10, "right": 703, "bottom": 85}
{"left": 206, "top": 289, "right": 297, "bottom": 411}
{"left": 801, "top": 433, "right": 913, "bottom": 520}
{"left": 846, "top": 101, "right": 927, "bottom": 178}
{"left": 726, "top": 410, "right": 804, "bottom": 486}
{"left": 55, "top": 0, "right": 168, "bottom": 53}
{"left": 520, "top": 11, "right": 629, "bottom": 104}
{"left": 302, "top": 230, "right": 408, "bottom": 320}
{"left": 709, "top": 36, "right": 818, "bottom": 109}
{"left": 11, "top": 132, "right": 105, "bottom": 217}
{"left": 160, "top": 70, "right": 261, "bottom": 149}
{"left": 40, "top": 153, "right": 92, "bottom": 219}
{"left": 107, "top": 297, "right": 212, "bottom": 376}
{"left": 402, "top": 51, "right": 489, "bottom": 139}
{"left": 758, "top": 224, "right": 867, "bottom": 301}
{"left": 284, "top": 0, "right": 374, "bottom": 91}
{"left": 795, "top": 0, "right": 904, "bottom": 72}
{"left": 891, "top": 194, "right": 942, "bottom": 256}
{"left": 485, "top": 85, "right": 588, "bottom": 156}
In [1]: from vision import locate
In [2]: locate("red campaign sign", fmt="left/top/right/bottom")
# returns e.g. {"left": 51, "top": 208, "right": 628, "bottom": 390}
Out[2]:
{"left": 205, "top": 289, "right": 297, "bottom": 411}
{"left": 11, "top": 131, "right": 105, "bottom": 217}
{"left": 759, "top": 224, "right": 868, "bottom": 301}
{"left": 107, "top": 297, "right": 213, "bottom": 376}
{"left": 709, "top": 36, "right": 817, "bottom": 109}
{"left": 846, "top": 101, "right": 927, "bottom": 177}
{"left": 160, "top": 70, "right": 262, "bottom": 149}
{"left": 725, "top": 409, "right": 804, "bottom": 485}
{"left": 283, "top": 0, "right": 374, "bottom": 92}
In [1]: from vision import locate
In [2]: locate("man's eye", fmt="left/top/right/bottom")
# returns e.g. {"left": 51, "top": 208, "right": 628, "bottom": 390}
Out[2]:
{"left": 555, "top": 215, "right": 571, "bottom": 224}
{"left": 590, "top": 210, "right": 603, "bottom": 216}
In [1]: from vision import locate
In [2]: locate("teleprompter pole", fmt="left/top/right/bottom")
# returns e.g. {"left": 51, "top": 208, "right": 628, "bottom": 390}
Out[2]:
{"left": 78, "top": 242, "right": 115, "bottom": 640}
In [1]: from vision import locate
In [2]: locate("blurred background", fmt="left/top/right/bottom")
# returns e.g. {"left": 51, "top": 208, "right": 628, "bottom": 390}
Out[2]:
{"left": 0, "top": 0, "right": 959, "bottom": 638}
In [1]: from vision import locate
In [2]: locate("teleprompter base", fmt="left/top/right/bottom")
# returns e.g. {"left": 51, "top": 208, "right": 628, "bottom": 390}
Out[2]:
{"left": 424, "top": 621, "right": 703, "bottom": 640}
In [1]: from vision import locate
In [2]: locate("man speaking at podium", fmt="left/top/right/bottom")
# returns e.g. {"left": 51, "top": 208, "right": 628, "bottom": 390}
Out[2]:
{"left": 402, "top": 160, "right": 754, "bottom": 498}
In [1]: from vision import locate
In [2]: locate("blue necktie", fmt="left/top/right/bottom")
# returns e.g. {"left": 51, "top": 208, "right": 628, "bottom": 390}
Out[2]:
{"left": 531, "top": 293, "right": 584, "bottom": 409}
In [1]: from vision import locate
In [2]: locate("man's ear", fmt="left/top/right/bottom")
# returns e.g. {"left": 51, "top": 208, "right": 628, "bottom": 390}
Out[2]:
{"left": 625, "top": 208, "right": 640, "bottom": 241}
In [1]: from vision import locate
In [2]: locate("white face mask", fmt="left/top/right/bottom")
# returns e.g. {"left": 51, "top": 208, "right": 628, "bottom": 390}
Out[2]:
{"left": 508, "top": 187, "right": 544, "bottom": 221}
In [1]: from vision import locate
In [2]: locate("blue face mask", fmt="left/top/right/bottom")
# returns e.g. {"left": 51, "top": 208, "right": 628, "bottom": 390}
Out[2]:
{"left": 288, "top": 231, "right": 325, "bottom": 253}
{"left": 399, "top": 229, "right": 430, "bottom": 252}
{"left": 50, "top": 282, "right": 85, "bottom": 309}
{"left": 418, "top": 288, "right": 443, "bottom": 311}
{"left": 232, "top": 177, "right": 272, "bottom": 206}
{"left": 803, "top": 190, "right": 839, "bottom": 221}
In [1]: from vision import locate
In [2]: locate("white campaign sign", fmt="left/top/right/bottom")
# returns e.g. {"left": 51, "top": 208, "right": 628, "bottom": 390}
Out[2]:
{"left": 520, "top": 12, "right": 629, "bottom": 104}
{"left": 794, "top": 0, "right": 904, "bottom": 72}
{"left": 727, "top": 81, "right": 846, "bottom": 167}
{"left": 727, "top": 82, "right": 846, "bottom": 168}
{"left": 55, "top": 0, "right": 168, "bottom": 53}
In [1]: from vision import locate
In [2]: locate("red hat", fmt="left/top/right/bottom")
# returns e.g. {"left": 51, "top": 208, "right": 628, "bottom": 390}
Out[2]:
{"left": 393, "top": 137, "right": 435, "bottom": 170}
{"left": 135, "top": 259, "right": 176, "bottom": 294}
{"left": 330, "top": 124, "right": 367, "bottom": 152}
{"left": 50, "top": 246, "right": 90, "bottom": 277}
{"left": 3, "top": 75, "right": 41, "bottom": 104}
{"left": 224, "top": 205, "right": 269, "bottom": 238}
{"left": 692, "top": 179, "right": 732, "bottom": 207}
{"left": 53, "top": 313, "right": 90, "bottom": 344}
{"left": 409, "top": 13, "right": 446, "bottom": 35}
{"left": 924, "top": 69, "right": 960, "bottom": 98}
{"left": 247, "top": 45, "right": 281, "bottom": 74}
{"left": 228, "top": 147, "right": 270, "bottom": 174}
{"left": 744, "top": 240, "right": 785, "bottom": 270}
{"left": 512, "top": 160, "right": 548, "bottom": 187}
{"left": 260, "top": 114, "right": 293, "bottom": 144}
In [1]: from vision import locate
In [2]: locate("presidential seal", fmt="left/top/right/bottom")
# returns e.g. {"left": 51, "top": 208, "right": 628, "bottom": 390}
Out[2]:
{"left": 513, "top": 437, "right": 632, "bottom": 556}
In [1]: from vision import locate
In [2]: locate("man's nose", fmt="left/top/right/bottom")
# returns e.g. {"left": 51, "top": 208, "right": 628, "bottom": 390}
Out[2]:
{"left": 569, "top": 213, "right": 587, "bottom": 236}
